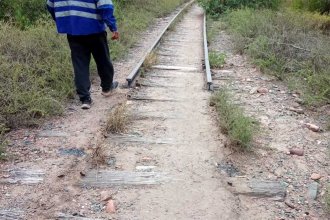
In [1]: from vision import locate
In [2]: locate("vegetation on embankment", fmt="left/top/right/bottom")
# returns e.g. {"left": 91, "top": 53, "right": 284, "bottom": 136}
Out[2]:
{"left": 0, "top": 0, "right": 188, "bottom": 156}
{"left": 201, "top": 0, "right": 330, "bottom": 106}
{"left": 224, "top": 9, "right": 330, "bottom": 106}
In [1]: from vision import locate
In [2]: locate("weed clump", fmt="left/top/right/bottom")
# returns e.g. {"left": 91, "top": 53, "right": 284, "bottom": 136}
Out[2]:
{"left": 209, "top": 51, "right": 226, "bottom": 68}
{"left": 211, "top": 89, "right": 257, "bottom": 149}
{"left": 106, "top": 104, "right": 130, "bottom": 133}
{"left": 143, "top": 51, "right": 158, "bottom": 70}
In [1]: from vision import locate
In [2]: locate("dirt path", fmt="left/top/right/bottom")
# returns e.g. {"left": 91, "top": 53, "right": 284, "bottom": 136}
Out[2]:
{"left": 0, "top": 5, "right": 211, "bottom": 220}
{"left": 103, "top": 5, "right": 240, "bottom": 219}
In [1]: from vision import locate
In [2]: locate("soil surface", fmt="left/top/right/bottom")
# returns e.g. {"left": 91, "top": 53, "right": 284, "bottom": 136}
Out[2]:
{"left": 107, "top": 5, "right": 239, "bottom": 219}
{"left": 209, "top": 29, "right": 330, "bottom": 219}
{"left": 1, "top": 3, "right": 329, "bottom": 220}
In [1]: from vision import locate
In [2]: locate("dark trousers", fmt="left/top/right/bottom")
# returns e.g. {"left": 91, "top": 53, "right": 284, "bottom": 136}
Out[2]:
{"left": 67, "top": 32, "right": 114, "bottom": 102}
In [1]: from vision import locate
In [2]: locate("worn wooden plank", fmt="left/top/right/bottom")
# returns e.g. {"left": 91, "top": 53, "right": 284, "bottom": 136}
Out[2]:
{"left": 227, "top": 178, "right": 287, "bottom": 201}
{"left": 137, "top": 80, "right": 180, "bottom": 88}
{"left": 38, "top": 131, "right": 69, "bottom": 138}
{"left": 151, "top": 65, "right": 199, "bottom": 72}
{"left": 80, "top": 171, "right": 168, "bottom": 187}
{"left": 1, "top": 169, "right": 44, "bottom": 185}
{"left": 109, "top": 134, "right": 173, "bottom": 145}
{"left": 128, "top": 95, "right": 179, "bottom": 102}
{"left": 56, "top": 213, "right": 101, "bottom": 220}
{"left": 132, "top": 112, "right": 182, "bottom": 120}
{"left": 152, "top": 64, "right": 199, "bottom": 72}
{"left": 0, "top": 209, "right": 24, "bottom": 220}
{"left": 147, "top": 74, "right": 178, "bottom": 79}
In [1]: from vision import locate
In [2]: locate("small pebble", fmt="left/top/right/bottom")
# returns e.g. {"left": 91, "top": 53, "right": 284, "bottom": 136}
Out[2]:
{"left": 289, "top": 148, "right": 304, "bottom": 156}
{"left": 305, "top": 123, "right": 320, "bottom": 132}
{"left": 310, "top": 173, "right": 321, "bottom": 180}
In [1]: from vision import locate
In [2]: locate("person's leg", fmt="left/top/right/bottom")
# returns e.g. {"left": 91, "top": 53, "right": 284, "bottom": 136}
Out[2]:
{"left": 90, "top": 32, "right": 115, "bottom": 92}
{"left": 67, "top": 35, "right": 92, "bottom": 102}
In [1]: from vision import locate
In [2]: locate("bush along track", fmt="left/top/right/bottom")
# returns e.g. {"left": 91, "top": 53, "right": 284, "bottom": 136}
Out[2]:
{"left": 0, "top": 0, "right": 189, "bottom": 156}
{"left": 211, "top": 89, "right": 258, "bottom": 150}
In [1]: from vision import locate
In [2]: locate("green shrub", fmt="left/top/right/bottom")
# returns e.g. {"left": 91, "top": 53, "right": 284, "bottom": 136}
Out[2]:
{"left": 209, "top": 51, "right": 226, "bottom": 68}
{"left": 211, "top": 89, "right": 257, "bottom": 149}
{"left": 224, "top": 8, "right": 330, "bottom": 105}
{"left": 0, "top": 0, "right": 46, "bottom": 28}
{"left": 292, "top": 0, "right": 330, "bottom": 14}
{"left": 198, "top": 0, "right": 281, "bottom": 17}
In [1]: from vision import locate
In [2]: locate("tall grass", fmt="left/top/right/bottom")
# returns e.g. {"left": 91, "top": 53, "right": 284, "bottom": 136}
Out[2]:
{"left": 223, "top": 8, "right": 330, "bottom": 105}
{"left": 0, "top": 20, "right": 73, "bottom": 128}
{"left": 0, "top": 0, "right": 187, "bottom": 151}
{"left": 105, "top": 104, "right": 130, "bottom": 133}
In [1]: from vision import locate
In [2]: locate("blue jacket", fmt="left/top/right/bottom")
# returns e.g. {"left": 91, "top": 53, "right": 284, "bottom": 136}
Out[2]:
{"left": 46, "top": 0, "right": 117, "bottom": 35}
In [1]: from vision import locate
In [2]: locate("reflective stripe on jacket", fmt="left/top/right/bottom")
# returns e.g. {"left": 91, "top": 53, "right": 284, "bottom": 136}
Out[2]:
{"left": 47, "top": 0, "right": 117, "bottom": 35}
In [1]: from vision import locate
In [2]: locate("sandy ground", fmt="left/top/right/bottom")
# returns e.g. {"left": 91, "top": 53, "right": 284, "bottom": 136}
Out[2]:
{"left": 105, "top": 5, "right": 241, "bottom": 220}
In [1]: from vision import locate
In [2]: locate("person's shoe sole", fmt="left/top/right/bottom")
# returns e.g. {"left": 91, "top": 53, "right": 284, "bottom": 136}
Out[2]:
{"left": 101, "top": 81, "right": 119, "bottom": 97}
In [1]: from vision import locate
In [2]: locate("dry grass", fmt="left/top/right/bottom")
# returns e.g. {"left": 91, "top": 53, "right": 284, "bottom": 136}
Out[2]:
{"left": 91, "top": 103, "right": 131, "bottom": 166}
{"left": 143, "top": 51, "right": 158, "bottom": 70}
{"left": 105, "top": 104, "right": 130, "bottom": 134}
{"left": 90, "top": 142, "right": 108, "bottom": 166}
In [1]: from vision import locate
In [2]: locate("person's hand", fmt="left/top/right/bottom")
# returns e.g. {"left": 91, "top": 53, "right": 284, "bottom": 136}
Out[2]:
{"left": 111, "top": 31, "right": 119, "bottom": 40}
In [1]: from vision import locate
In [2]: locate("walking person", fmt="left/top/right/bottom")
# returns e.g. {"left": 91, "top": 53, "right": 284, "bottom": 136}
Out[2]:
{"left": 46, "top": 0, "right": 119, "bottom": 109}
